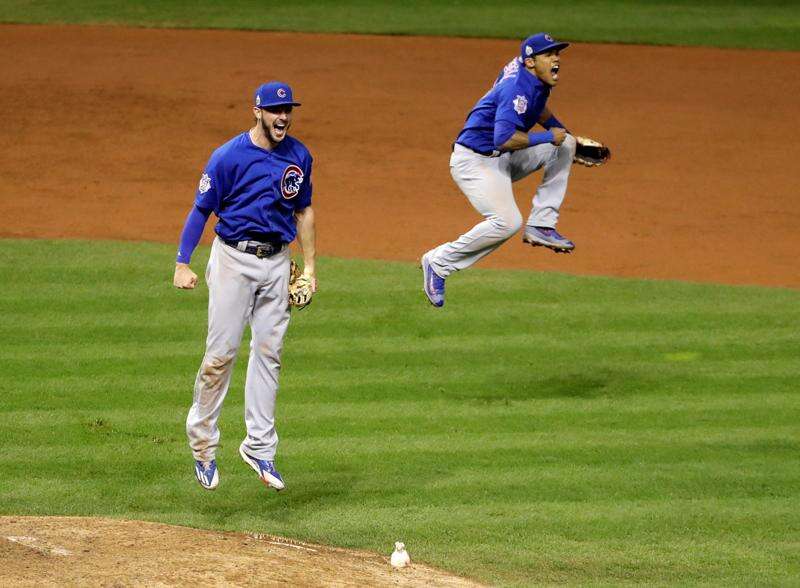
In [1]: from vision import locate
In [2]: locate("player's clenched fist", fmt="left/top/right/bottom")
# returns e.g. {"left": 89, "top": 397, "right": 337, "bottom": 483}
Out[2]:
{"left": 550, "top": 127, "right": 567, "bottom": 146}
{"left": 174, "top": 263, "right": 198, "bottom": 289}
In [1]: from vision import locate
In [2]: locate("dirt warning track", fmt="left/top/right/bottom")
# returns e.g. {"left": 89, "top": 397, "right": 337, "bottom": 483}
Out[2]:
{"left": 0, "top": 24, "right": 798, "bottom": 288}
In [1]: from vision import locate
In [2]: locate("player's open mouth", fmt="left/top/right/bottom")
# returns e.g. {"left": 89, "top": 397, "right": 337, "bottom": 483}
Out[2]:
{"left": 551, "top": 64, "right": 560, "bottom": 80}
{"left": 274, "top": 123, "right": 287, "bottom": 134}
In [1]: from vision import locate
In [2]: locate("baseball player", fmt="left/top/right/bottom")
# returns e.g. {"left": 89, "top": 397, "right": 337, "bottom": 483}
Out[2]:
{"left": 173, "top": 81, "right": 316, "bottom": 491}
{"left": 421, "top": 33, "right": 578, "bottom": 307}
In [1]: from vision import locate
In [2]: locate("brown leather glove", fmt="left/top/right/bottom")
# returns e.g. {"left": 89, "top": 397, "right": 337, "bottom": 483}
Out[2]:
{"left": 288, "top": 260, "right": 313, "bottom": 310}
{"left": 573, "top": 136, "right": 611, "bottom": 167}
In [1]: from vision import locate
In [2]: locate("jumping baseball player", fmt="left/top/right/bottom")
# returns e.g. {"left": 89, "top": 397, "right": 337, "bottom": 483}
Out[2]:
{"left": 173, "top": 81, "right": 316, "bottom": 491}
{"left": 421, "top": 33, "right": 608, "bottom": 307}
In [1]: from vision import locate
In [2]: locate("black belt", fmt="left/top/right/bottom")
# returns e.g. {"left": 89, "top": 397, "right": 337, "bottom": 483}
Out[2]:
{"left": 223, "top": 239, "right": 284, "bottom": 259}
{"left": 453, "top": 142, "right": 500, "bottom": 158}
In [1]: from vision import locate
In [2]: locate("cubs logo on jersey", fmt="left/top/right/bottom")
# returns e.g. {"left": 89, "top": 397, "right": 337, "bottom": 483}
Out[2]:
{"left": 280, "top": 165, "right": 304, "bottom": 199}
{"left": 513, "top": 95, "right": 528, "bottom": 115}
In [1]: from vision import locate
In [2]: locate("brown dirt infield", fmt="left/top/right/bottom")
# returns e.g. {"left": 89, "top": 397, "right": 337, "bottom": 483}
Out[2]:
{"left": 1, "top": 25, "right": 798, "bottom": 288}
{"left": 0, "top": 516, "right": 482, "bottom": 586}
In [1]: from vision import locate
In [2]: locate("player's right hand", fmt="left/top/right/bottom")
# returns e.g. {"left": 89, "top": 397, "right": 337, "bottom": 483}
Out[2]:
{"left": 550, "top": 127, "right": 567, "bottom": 146}
{"left": 174, "top": 263, "right": 198, "bottom": 289}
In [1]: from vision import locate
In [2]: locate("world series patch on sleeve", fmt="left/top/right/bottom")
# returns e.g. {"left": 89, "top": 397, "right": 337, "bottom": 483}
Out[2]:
{"left": 573, "top": 136, "right": 611, "bottom": 167}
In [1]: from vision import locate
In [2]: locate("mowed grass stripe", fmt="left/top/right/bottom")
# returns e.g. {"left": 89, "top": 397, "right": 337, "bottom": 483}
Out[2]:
{"left": 0, "top": 0, "right": 799, "bottom": 50}
{"left": 1, "top": 239, "right": 799, "bottom": 585}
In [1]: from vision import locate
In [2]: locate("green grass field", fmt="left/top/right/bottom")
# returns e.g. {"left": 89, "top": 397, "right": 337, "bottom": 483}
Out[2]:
{"left": 1, "top": 240, "right": 798, "bottom": 585}
{"left": 2, "top": 0, "right": 800, "bottom": 50}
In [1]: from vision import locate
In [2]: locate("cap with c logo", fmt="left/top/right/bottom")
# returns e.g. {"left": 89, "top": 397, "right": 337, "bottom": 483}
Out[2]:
{"left": 521, "top": 33, "right": 570, "bottom": 59}
{"left": 254, "top": 81, "right": 302, "bottom": 108}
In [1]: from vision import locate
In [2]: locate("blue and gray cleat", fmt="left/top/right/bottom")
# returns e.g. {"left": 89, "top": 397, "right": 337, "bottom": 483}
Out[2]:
{"left": 239, "top": 445, "right": 285, "bottom": 491}
{"left": 421, "top": 252, "right": 446, "bottom": 307}
{"left": 522, "top": 226, "right": 575, "bottom": 253}
{"left": 194, "top": 459, "right": 219, "bottom": 490}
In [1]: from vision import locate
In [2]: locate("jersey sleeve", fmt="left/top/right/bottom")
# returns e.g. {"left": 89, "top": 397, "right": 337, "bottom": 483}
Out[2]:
{"left": 494, "top": 81, "right": 530, "bottom": 130}
{"left": 493, "top": 119, "right": 517, "bottom": 149}
{"left": 193, "top": 153, "right": 226, "bottom": 212}
{"left": 176, "top": 204, "right": 212, "bottom": 264}
{"left": 294, "top": 154, "right": 313, "bottom": 210}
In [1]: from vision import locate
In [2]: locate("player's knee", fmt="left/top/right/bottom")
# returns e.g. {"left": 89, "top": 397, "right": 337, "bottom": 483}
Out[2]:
{"left": 492, "top": 210, "right": 523, "bottom": 238}
{"left": 199, "top": 352, "right": 236, "bottom": 391}
{"left": 254, "top": 340, "right": 277, "bottom": 359}
{"left": 202, "top": 352, "right": 236, "bottom": 375}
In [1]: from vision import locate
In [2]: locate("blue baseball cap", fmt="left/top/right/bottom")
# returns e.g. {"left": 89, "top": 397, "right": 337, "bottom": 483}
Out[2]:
{"left": 521, "top": 33, "right": 570, "bottom": 59}
{"left": 254, "top": 81, "right": 301, "bottom": 108}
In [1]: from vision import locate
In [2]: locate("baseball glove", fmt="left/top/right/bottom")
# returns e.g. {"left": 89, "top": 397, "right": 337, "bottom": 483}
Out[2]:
{"left": 573, "top": 136, "right": 611, "bottom": 167}
{"left": 288, "top": 260, "right": 313, "bottom": 310}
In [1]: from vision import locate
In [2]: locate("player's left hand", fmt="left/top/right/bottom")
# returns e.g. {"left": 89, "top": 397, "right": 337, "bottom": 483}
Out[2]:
{"left": 550, "top": 127, "right": 567, "bottom": 146}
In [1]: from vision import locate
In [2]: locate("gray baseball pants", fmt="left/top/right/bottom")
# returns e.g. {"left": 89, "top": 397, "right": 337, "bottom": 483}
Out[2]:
{"left": 186, "top": 237, "right": 291, "bottom": 462}
{"left": 428, "top": 135, "right": 576, "bottom": 278}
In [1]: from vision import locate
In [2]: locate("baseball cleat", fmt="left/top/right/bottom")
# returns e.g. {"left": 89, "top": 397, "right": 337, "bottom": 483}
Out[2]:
{"left": 421, "top": 252, "right": 446, "bottom": 307}
{"left": 239, "top": 445, "right": 285, "bottom": 491}
{"left": 522, "top": 226, "right": 575, "bottom": 253}
{"left": 194, "top": 459, "right": 219, "bottom": 490}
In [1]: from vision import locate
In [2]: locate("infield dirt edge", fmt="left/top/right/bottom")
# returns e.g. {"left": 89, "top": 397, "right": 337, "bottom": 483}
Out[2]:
{"left": 0, "top": 515, "right": 486, "bottom": 587}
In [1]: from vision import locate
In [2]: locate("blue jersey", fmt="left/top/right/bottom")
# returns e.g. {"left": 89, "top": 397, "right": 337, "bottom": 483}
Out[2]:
{"left": 456, "top": 57, "right": 551, "bottom": 154}
{"left": 194, "top": 132, "right": 313, "bottom": 243}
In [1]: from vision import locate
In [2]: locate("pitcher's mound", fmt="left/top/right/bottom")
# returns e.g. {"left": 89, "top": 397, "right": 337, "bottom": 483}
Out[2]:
{"left": 1, "top": 516, "right": 482, "bottom": 587}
